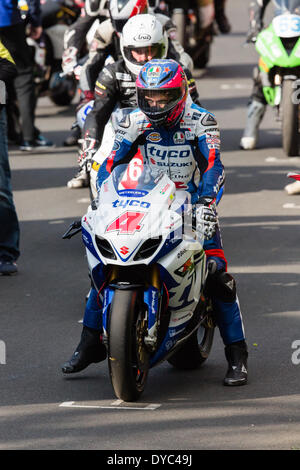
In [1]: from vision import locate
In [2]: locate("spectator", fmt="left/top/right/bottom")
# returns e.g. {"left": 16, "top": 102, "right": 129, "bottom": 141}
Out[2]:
{"left": 0, "top": 39, "right": 20, "bottom": 275}
{"left": 214, "top": 0, "right": 231, "bottom": 34}
{"left": 0, "top": 0, "right": 53, "bottom": 151}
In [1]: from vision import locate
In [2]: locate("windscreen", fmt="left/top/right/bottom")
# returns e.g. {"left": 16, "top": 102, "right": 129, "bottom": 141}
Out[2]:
{"left": 111, "top": 162, "right": 163, "bottom": 195}
{"left": 273, "top": 0, "right": 300, "bottom": 14}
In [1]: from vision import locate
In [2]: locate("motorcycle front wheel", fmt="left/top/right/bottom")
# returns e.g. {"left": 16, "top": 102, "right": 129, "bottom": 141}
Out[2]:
{"left": 282, "top": 79, "right": 299, "bottom": 157}
{"left": 108, "top": 288, "right": 149, "bottom": 402}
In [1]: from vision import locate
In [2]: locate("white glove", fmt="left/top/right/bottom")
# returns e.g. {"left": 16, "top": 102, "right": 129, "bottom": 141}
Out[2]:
{"left": 78, "top": 135, "right": 99, "bottom": 169}
{"left": 62, "top": 47, "right": 78, "bottom": 75}
{"left": 195, "top": 199, "right": 218, "bottom": 240}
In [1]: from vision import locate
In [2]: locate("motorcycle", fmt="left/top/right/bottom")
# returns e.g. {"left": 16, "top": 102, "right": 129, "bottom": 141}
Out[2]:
{"left": 63, "top": 162, "right": 215, "bottom": 401}
{"left": 19, "top": 0, "right": 81, "bottom": 106}
{"left": 254, "top": 0, "right": 300, "bottom": 156}
{"left": 169, "top": 0, "right": 215, "bottom": 69}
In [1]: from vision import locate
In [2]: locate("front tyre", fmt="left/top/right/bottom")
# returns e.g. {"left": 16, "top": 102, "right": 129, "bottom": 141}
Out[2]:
{"left": 108, "top": 289, "right": 149, "bottom": 402}
{"left": 282, "top": 79, "right": 299, "bottom": 157}
{"left": 167, "top": 319, "right": 215, "bottom": 370}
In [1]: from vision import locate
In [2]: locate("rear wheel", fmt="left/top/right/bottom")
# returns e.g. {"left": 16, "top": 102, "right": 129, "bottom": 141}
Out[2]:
{"left": 108, "top": 289, "right": 149, "bottom": 401}
{"left": 282, "top": 79, "right": 299, "bottom": 156}
{"left": 167, "top": 317, "right": 215, "bottom": 370}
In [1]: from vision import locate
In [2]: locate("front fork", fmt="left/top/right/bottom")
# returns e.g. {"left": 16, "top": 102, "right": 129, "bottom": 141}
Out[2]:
{"left": 101, "top": 265, "right": 163, "bottom": 351}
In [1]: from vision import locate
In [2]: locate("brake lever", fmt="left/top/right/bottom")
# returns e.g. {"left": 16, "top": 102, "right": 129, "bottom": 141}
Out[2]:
{"left": 62, "top": 220, "right": 82, "bottom": 239}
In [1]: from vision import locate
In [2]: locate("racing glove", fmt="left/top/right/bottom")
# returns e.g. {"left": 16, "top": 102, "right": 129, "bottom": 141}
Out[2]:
{"left": 78, "top": 133, "right": 99, "bottom": 170}
{"left": 62, "top": 47, "right": 79, "bottom": 75}
{"left": 195, "top": 197, "right": 218, "bottom": 240}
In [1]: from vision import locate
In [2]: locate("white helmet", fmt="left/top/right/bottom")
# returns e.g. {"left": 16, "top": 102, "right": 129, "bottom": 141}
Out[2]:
{"left": 120, "top": 13, "right": 168, "bottom": 76}
{"left": 109, "top": 0, "right": 149, "bottom": 33}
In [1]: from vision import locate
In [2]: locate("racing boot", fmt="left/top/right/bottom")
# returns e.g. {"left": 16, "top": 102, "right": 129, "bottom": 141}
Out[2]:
{"left": 285, "top": 180, "right": 300, "bottom": 195}
{"left": 61, "top": 326, "right": 107, "bottom": 374}
{"left": 223, "top": 340, "right": 248, "bottom": 386}
{"left": 67, "top": 167, "right": 89, "bottom": 189}
{"left": 240, "top": 100, "right": 266, "bottom": 150}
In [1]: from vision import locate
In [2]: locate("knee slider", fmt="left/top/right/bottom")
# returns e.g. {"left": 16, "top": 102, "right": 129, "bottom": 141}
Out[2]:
{"left": 205, "top": 271, "right": 237, "bottom": 303}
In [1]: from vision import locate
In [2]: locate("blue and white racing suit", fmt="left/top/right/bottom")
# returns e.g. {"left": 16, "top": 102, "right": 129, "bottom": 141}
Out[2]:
{"left": 84, "top": 96, "right": 245, "bottom": 346}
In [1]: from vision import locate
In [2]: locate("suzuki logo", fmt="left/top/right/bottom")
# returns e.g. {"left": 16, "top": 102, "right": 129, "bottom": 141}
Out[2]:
{"left": 120, "top": 246, "right": 129, "bottom": 255}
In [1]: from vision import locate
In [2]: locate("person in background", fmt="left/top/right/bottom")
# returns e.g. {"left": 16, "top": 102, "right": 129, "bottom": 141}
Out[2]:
{"left": 214, "top": 0, "right": 231, "bottom": 34}
{"left": 0, "top": 39, "right": 20, "bottom": 275}
{"left": 0, "top": 0, "right": 53, "bottom": 151}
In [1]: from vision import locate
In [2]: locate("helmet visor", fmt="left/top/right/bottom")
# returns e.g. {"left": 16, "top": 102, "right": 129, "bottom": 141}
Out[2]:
{"left": 137, "top": 87, "right": 184, "bottom": 117}
{"left": 123, "top": 43, "right": 165, "bottom": 66}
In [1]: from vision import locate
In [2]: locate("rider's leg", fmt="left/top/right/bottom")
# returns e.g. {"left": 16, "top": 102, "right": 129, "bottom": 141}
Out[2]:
{"left": 240, "top": 66, "right": 267, "bottom": 150}
{"left": 204, "top": 229, "right": 248, "bottom": 386}
{"left": 61, "top": 287, "right": 106, "bottom": 374}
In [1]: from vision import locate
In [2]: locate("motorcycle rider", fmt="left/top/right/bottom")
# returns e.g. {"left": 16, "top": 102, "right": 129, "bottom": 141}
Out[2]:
{"left": 62, "top": 58, "right": 248, "bottom": 387}
{"left": 240, "top": 0, "right": 277, "bottom": 150}
{"left": 78, "top": 0, "right": 193, "bottom": 92}
{"left": 67, "top": 13, "right": 200, "bottom": 189}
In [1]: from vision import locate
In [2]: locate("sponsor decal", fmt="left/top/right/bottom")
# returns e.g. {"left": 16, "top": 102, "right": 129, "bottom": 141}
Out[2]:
{"left": 106, "top": 211, "right": 146, "bottom": 235}
{"left": 120, "top": 82, "right": 136, "bottom": 87}
{"left": 116, "top": 72, "right": 131, "bottom": 81}
{"left": 96, "top": 81, "right": 106, "bottom": 90}
{"left": 206, "top": 133, "right": 220, "bottom": 149}
{"left": 174, "top": 181, "right": 188, "bottom": 189}
{"left": 148, "top": 144, "right": 192, "bottom": 160}
{"left": 112, "top": 141, "right": 120, "bottom": 151}
{"left": 118, "top": 189, "right": 149, "bottom": 197}
{"left": 83, "top": 216, "right": 92, "bottom": 231}
{"left": 185, "top": 131, "right": 194, "bottom": 140}
{"left": 134, "top": 33, "right": 151, "bottom": 41}
{"left": 201, "top": 113, "right": 217, "bottom": 126}
{"left": 147, "top": 66, "right": 161, "bottom": 78}
{"left": 147, "top": 132, "right": 162, "bottom": 143}
{"left": 112, "top": 199, "right": 151, "bottom": 209}
{"left": 177, "top": 248, "right": 187, "bottom": 259}
{"left": 92, "top": 161, "right": 100, "bottom": 172}
{"left": 175, "top": 257, "right": 195, "bottom": 278}
{"left": 173, "top": 131, "right": 185, "bottom": 144}
{"left": 160, "top": 183, "right": 170, "bottom": 195}
{"left": 115, "top": 134, "right": 124, "bottom": 142}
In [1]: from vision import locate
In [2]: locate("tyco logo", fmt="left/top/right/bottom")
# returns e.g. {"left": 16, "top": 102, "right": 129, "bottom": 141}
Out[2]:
{"left": 112, "top": 199, "right": 151, "bottom": 209}
{"left": 148, "top": 145, "right": 191, "bottom": 160}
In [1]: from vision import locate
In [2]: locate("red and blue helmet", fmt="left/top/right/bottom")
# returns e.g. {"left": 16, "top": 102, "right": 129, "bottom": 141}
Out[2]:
{"left": 136, "top": 59, "right": 188, "bottom": 128}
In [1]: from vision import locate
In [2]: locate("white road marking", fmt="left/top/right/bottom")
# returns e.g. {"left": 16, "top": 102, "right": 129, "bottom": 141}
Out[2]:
{"left": 266, "top": 156, "right": 300, "bottom": 163}
{"left": 283, "top": 203, "right": 300, "bottom": 209}
{"left": 59, "top": 401, "right": 161, "bottom": 411}
{"left": 77, "top": 198, "right": 90, "bottom": 204}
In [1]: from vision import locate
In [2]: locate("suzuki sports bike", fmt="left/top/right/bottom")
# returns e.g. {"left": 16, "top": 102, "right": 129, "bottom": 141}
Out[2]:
{"left": 255, "top": 0, "right": 300, "bottom": 156}
{"left": 63, "top": 162, "right": 216, "bottom": 401}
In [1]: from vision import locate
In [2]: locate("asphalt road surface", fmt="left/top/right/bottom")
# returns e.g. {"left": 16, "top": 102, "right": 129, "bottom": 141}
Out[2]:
{"left": 1, "top": 0, "right": 300, "bottom": 451}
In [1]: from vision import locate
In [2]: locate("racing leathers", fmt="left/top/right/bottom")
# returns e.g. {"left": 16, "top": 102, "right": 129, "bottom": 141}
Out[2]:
{"left": 83, "top": 59, "right": 201, "bottom": 144}
{"left": 78, "top": 58, "right": 201, "bottom": 195}
{"left": 83, "top": 97, "right": 246, "bottom": 352}
{"left": 240, "top": 0, "right": 273, "bottom": 149}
